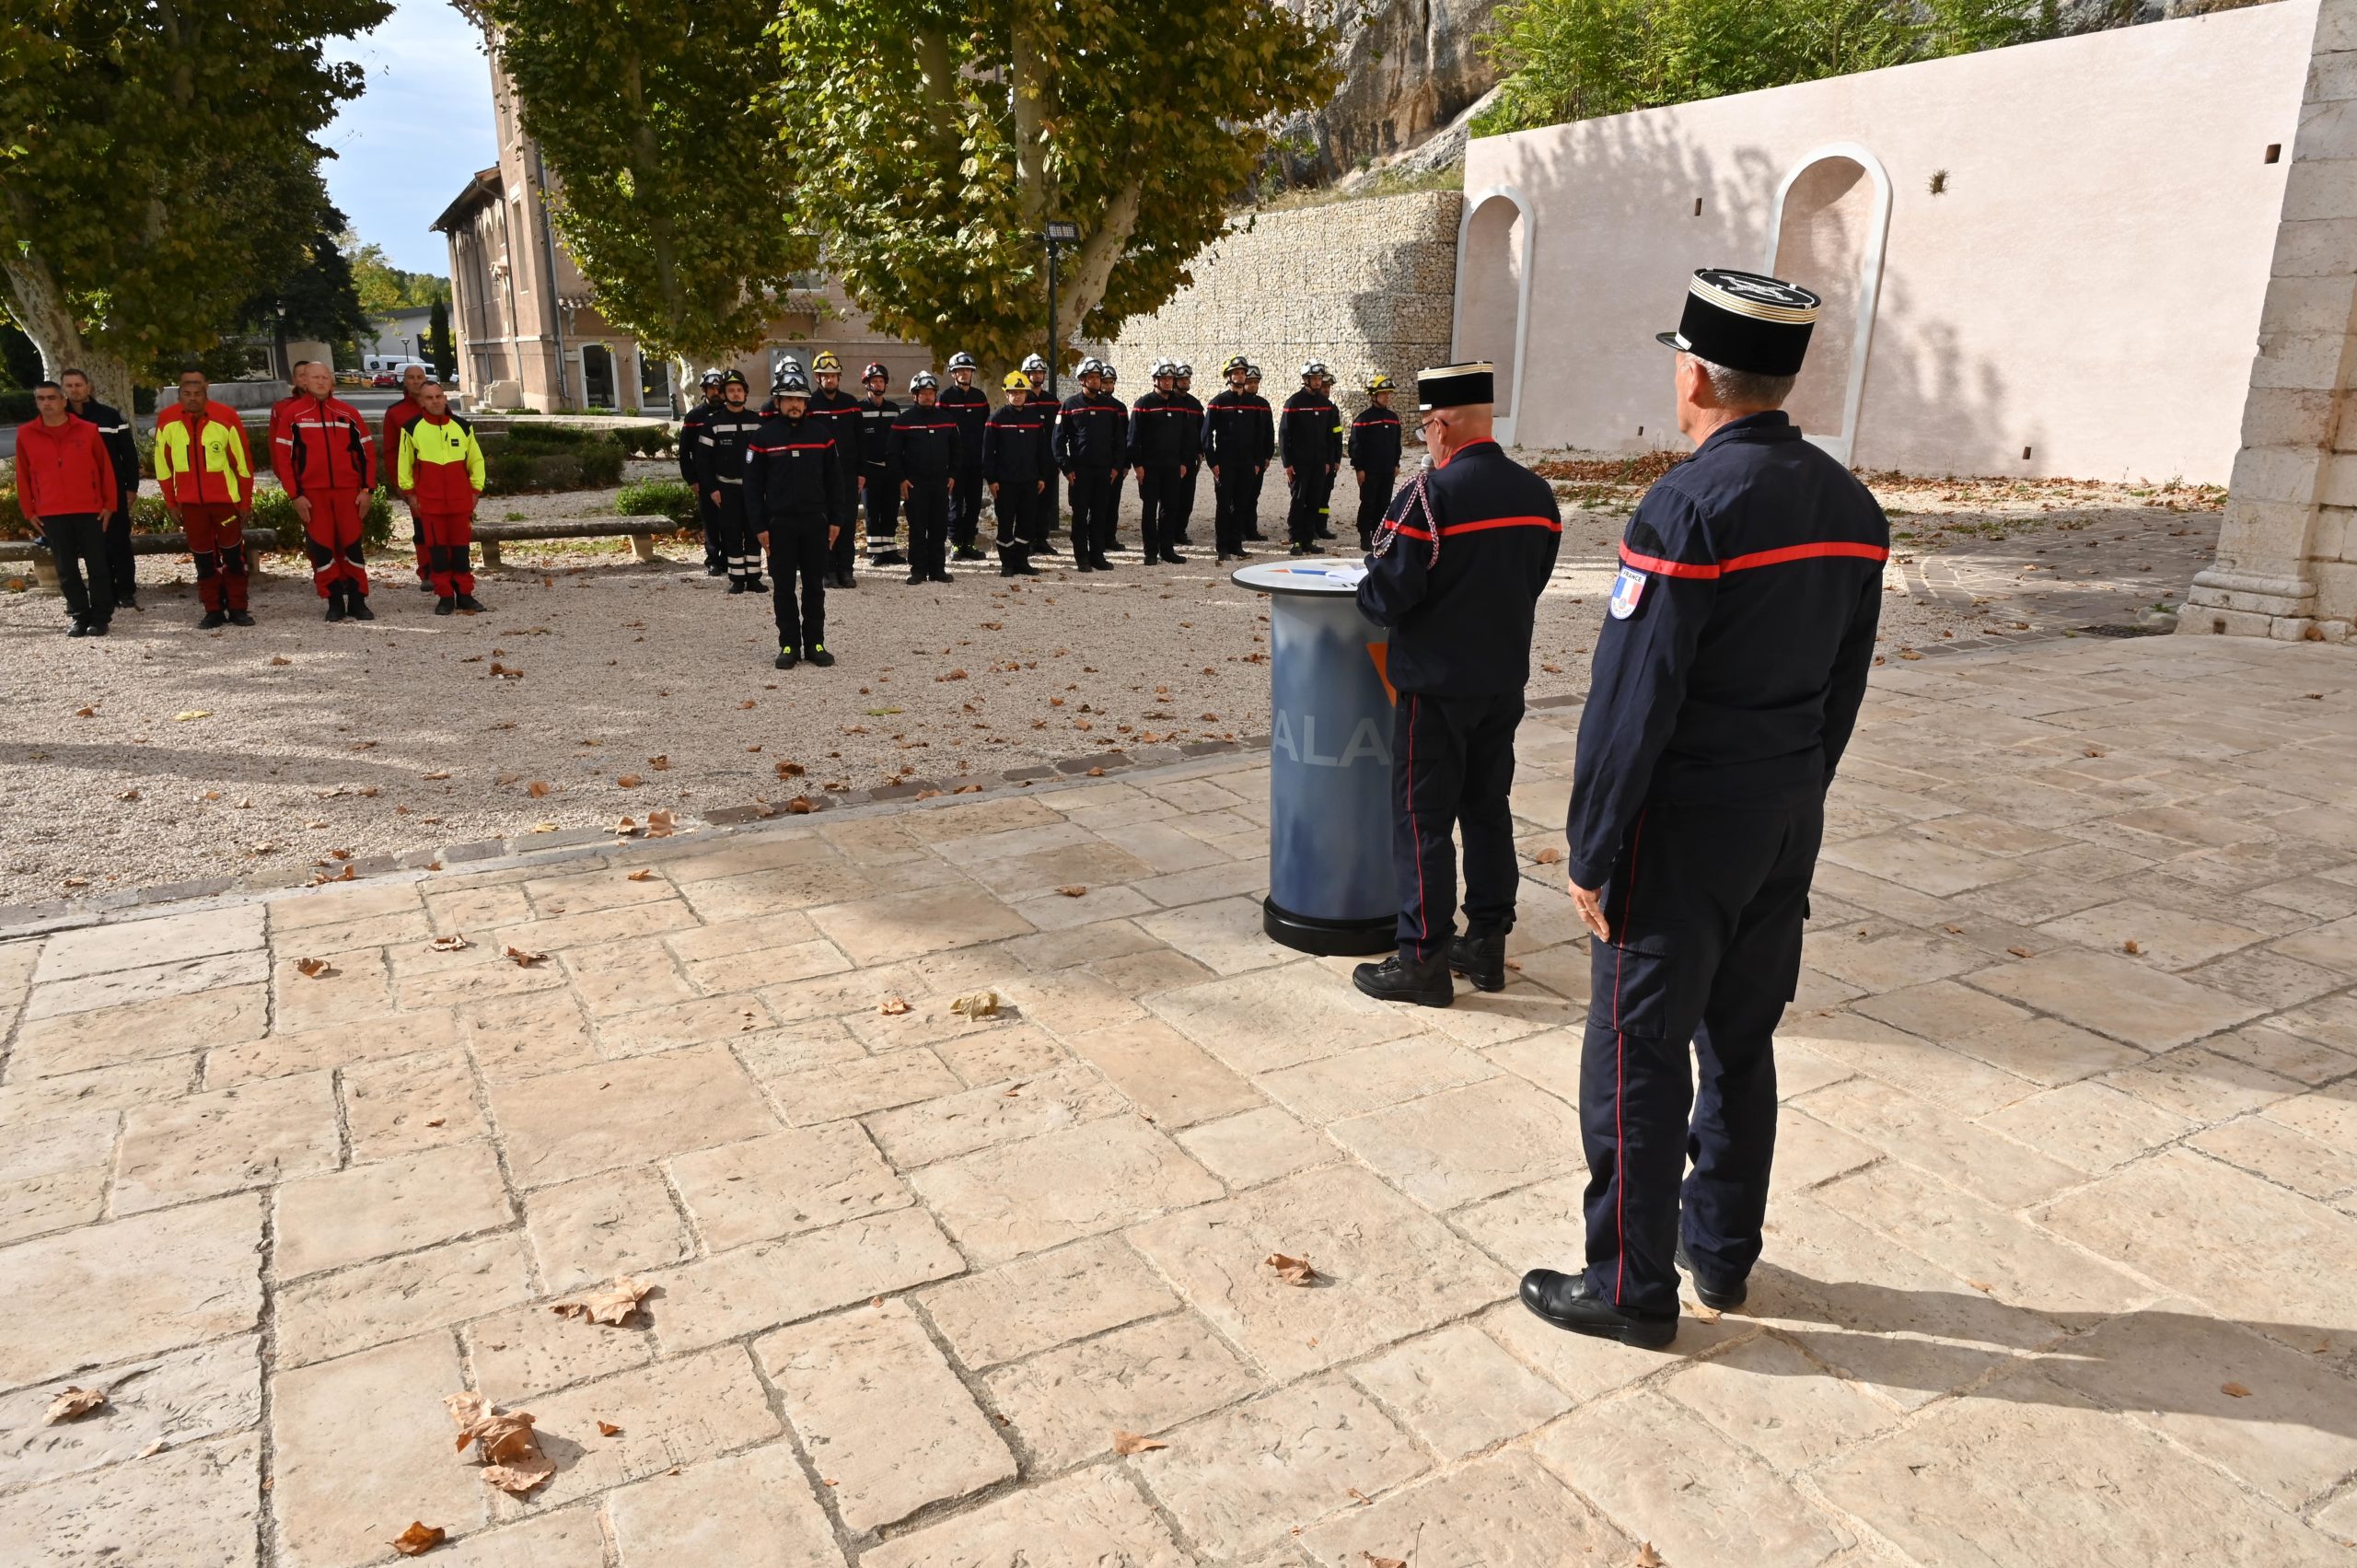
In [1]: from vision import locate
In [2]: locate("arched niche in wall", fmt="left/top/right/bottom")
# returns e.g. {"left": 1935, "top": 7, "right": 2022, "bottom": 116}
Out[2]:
{"left": 1766, "top": 145, "right": 1891, "bottom": 467}
{"left": 1453, "top": 186, "right": 1534, "bottom": 444}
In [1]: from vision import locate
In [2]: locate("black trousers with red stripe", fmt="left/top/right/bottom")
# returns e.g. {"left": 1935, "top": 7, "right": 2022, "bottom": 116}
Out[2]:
{"left": 1578, "top": 790, "right": 1821, "bottom": 1317}
{"left": 1391, "top": 690, "right": 1524, "bottom": 962}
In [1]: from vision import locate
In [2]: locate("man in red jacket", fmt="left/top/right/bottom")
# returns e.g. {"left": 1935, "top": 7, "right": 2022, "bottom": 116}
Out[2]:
{"left": 381, "top": 364, "right": 432, "bottom": 591}
{"left": 154, "top": 368, "right": 258, "bottom": 628}
{"left": 13, "top": 381, "right": 120, "bottom": 636}
{"left": 279, "top": 361, "right": 379, "bottom": 621}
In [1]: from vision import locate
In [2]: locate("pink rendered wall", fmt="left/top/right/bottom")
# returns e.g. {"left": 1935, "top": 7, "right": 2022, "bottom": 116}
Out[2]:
{"left": 1464, "top": 0, "right": 2314, "bottom": 482}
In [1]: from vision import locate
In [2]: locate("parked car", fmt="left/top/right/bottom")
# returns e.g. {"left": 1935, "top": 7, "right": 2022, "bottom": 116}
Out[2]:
{"left": 371, "top": 370, "right": 402, "bottom": 389}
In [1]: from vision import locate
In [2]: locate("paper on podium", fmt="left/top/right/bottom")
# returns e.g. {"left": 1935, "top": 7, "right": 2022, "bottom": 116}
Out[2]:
{"left": 1322, "top": 562, "right": 1369, "bottom": 587}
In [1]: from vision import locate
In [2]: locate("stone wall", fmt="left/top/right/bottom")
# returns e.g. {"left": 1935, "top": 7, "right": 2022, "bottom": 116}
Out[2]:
{"left": 1100, "top": 191, "right": 1462, "bottom": 399}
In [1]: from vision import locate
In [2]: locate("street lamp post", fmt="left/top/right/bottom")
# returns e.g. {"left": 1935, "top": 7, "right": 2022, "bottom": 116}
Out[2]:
{"left": 1044, "top": 220, "right": 1078, "bottom": 398}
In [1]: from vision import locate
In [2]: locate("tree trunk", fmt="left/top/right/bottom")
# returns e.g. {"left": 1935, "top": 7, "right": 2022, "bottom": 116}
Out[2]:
{"left": 1, "top": 250, "right": 137, "bottom": 411}
{"left": 1062, "top": 182, "right": 1144, "bottom": 343}
{"left": 1009, "top": 19, "right": 1049, "bottom": 225}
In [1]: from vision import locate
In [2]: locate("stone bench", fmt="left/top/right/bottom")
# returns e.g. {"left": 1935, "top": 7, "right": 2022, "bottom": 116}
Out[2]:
{"left": 1, "top": 516, "right": 687, "bottom": 589}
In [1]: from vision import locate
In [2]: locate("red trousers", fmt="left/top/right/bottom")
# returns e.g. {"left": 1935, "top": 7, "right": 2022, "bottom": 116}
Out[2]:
{"left": 420, "top": 509, "right": 476, "bottom": 597}
{"left": 302, "top": 491, "right": 370, "bottom": 597}
{"left": 182, "top": 504, "right": 250, "bottom": 612}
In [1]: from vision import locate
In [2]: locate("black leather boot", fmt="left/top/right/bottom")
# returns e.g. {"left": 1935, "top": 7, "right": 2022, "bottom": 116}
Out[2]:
{"left": 1351, "top": 951, "right": 1454, "bottom": 1007}
{"left": 1519, "top": 1270, "right": 1678, "bottom": 1348}
{"left": 1676, "top": 1240, "right": 1748, "bottom": 1310}
{"left": 1448, "top": 930, "right": 1507, "bottom": 993}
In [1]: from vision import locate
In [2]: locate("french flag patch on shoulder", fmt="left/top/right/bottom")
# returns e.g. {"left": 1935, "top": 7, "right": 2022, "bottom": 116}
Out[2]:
{"left": 1608, "top": 565, "right": 1646, "bottom": 620}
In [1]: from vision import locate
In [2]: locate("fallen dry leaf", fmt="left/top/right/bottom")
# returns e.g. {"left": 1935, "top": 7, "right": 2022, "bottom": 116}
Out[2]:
{"left": 774, "top": 760, "right": 806, "bottom": 778}
{"left": 550, "top": 1275, "right": 652, "bottom": 1327}
{"left": 294, "top": 958, "right": 332, "bottom": 979}
{"left": 645, "top": 809, "right": 677, "bottom": 838}
{"left": 1112, "top": 1430, "right": 1167, "bottom": 1456}
{"left": 173, "top": 709, "right": 213, "bottom": 721}
{"left": 1057, "top": 885, "right": 1087, "bottom": 898}
{"left": 1265, "top": 1253, "right": 1318, "bottom": 1287}
{"left": 505, "top": 947, "right": 549, "bottom": 968}
{"left": 2005, "top": 946, "right": 2033, "bottom": 959}
{"left": 527, "top": 781, "right": 551, "bottom": 798}
{"left": 1635, "top": 1545, "right": 1666, "bottom": 1568}
{"left": 117, "top": 788, "right": 139, "bottom": 801}
{"left": 786, "top": 796, "right": 814, "bottom": 814}
{"left": 445, "top": 1392, "right": 554, "bottom": 1494}
{"left": 616, "top": 774, "right": 644, "bottom": 789}
{"left": 75, "top": 705, "right": 97, "bottom": 717}
{"left": 44, "top": 1386, "right": 106, "bottom": 1423}
{"left": 626, "top": 869, "right": 655, "bottom": 882}
{"left": 2122, "top": 939, "right": 2142, "bottom": 955}
{"left": 1361, "top": 1555, "right": 1407, "bottom": 1568}
{"left": 878, "top": 996, "right": 912, "bottom": 1016}
{"left": 740, "top": 699, "right": 757, "bottom": 709}
{"left": 1086, "top": 766, "right": 1106, "bottom": 778}
{"left": 597, "top": 1420, "right": 622, "bottom": 1436}
{"left": 2222, "top": 1381, "right": 2253, "bottom": 1398}
{"left": 1534, "top": 846, "right": 1563, "bottom": 865}
{"left": 429, "top": 935, "right": 471, "bottom": 953}
{"left": 269, "top": 655, "right": 293, "bottom": 667}
{"left": 1346, "top": 1487, "right": 1373, "bottom": 1505}
{"left": 390, "top": 1521, "right": 446, "bottom": 1557}
{"left": 949, "top": 991, "right": 1000, "bottom": 1019}
{"left": 423, "top": 770, "right": 451, "bottom": 781}
{"left": 1967, "top": 1278, "right": 1996, "bottom": 1294}
{"left": 648, "top": 755, "right": 670, "bottom": 771}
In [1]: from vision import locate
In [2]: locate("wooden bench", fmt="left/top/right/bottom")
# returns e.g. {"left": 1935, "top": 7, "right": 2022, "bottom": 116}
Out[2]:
{"left": 1, "top": 516, "right": 688, "bottom": 590}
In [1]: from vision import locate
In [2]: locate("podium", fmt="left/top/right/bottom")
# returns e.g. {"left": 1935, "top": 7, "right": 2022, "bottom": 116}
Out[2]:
{"left": 1232, "top": 561, "right": 1397, "bottom": 956}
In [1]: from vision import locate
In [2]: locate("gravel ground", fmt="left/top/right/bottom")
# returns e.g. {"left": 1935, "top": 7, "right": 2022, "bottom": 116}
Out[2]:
{"left": 0, "top": 456, "right": 2222, "bottom": 902}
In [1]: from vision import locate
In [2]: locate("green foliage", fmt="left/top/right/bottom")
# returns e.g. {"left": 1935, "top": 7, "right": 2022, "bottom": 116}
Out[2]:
{"left": 474, "top": 0, "right": 815, "bottom": 365}
{"left": 616, "top": 478, "right": 697, "bottom": 527}
{"left": 480, "top": 432, "right": 627, "bottom": 494}
{"left": 252, "top": 206, "right": 377, "bottom": 345}
{"left": 496, "top": 423, "right": 600, "bottom": 449}
{"left": 772, "top": 0, "right": 1343, "bottom": 373}
{"left": 345, "top": 239, "right": 452, "bottom": 312}
{"left": 0, "top": 0, "right": 395, "bottom": 403}
{"left": 610, "top": 424, "right": 675, "bottom": 459}
{"left": 427, "top": 300, "right": 457, "bottom": 380}
{"left": 0, "top": 323, "right": 40, "bottom": 389}
{"left": 1473, "top": 0, "right": 2059, "bottom": 134}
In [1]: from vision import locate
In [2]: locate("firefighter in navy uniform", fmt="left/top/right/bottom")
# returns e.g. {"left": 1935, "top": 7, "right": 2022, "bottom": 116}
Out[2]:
{"left": 1127, "top": 361, "right": 1192, "bottom": 566}
{"left": 1203, "top": 355, "right": 1257, "bottom": 562}
{"left": 1101, "top": 365, "right": 1130, "bottom": 551}
{"left": 1280, "top": 361, "right": 1342, "bottom": 554}
{"left": 1353, "top": 362, "right": 1561, "bottom": 1013}
{"left": 984, "top": 371, "right": 1047, "bottom": 577}
{"left": 1520, "top": 269, "right": 1888, "bottom": 1351}
{"left": 1241, "top": 365, "right": 1275, "bottom": 540}
{"left": 747, "top": 366, "right": 848, "bottom": 669}
{"left": 858, "top": 363, "right": 905, "bottom": 569}
{"left": 682, "top": 370, "right": 729, "bottom": 575}
{"left": 1056, "top": 359, "right": 1124, "bottom": 572}
{"left": 1168, "top": 364, "right": 1204, "bottom": 545}
{"left": 1348, "top": 373, "right": 1403, "bottom": 552}
{"left": 892, "top": 371, "right": 961, "bottom": 585}
{"left": 940, "top": 353, "right": 993, "bottom": 561}
{"left": 806, "top": 351, "right": 865, "bottom": 587}
{"left": 1017, "top": 354, "right": 1062, "bottom": 555}
{"left": 694, "top": 371, "right": 768, "bottom": 593}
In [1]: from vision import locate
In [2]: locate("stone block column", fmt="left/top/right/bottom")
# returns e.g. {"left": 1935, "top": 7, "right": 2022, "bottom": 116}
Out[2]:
{"left": 2186, "top": 0, "right": 2357, "bottom": 642}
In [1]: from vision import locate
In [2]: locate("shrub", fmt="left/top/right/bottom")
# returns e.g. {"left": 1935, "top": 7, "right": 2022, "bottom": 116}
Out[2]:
{"left": 612, "top": 424, "right": 677, "bottom": 459}
{"left": 496, "top": 422, "right": 601, "bottom": 449}
{"left": 481, "top": 438, "right": 625, "bottom": 494}
{"left": 1, "top": 485, "right": 392, "bottom": 549}
{"left": 616, "top": 479, "right": 698, "bottom": 528}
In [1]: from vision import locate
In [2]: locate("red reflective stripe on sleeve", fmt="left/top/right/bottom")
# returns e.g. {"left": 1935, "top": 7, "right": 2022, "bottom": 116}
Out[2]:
{"left": 1618, "top": 544, "right": 1721, "bottom": 579}
{"left": 1439, "top": 515, "right": 1562, "bottom": 537}
{"left": 1390, "top": 523, "right": 1434, "bottom": 541}
{"left": 1720, "top": 540, "right": 1892, "bottom": 572}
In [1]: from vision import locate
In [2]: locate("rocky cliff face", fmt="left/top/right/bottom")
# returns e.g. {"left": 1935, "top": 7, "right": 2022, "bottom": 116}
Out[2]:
{"left": 1288, "top": 0, "right": 1505, "bottom": 175}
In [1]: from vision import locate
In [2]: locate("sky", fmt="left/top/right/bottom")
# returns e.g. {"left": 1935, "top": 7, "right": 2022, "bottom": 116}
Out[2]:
{"left": 320, "top": 3, "right": 499, "bottom": 276}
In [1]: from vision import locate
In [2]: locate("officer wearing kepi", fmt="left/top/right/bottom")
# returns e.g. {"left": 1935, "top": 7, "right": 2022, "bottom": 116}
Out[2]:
{"left": 1519, "top": 269, "right": 1889, "bottom": 1350}
{"left": 1353, "top": 362, "right": 1561, "bottom": 1008}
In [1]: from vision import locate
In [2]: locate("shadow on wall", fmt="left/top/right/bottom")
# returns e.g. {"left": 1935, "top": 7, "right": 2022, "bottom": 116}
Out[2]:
{"left": 1482, "top": 111, "right": 2038, "bottom": 472}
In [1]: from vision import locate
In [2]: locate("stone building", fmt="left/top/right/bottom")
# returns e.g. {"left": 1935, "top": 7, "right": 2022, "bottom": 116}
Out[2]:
{"left": 431, "top": 56, "right": 927, "bottom": 414}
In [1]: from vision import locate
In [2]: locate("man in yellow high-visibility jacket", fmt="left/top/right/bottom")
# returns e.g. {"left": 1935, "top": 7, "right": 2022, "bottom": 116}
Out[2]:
{"left": 153, "top": 368, "right": 256, "bottom": 628}
{"left": 395, "top": 381, "right": 489, "bottom": 615}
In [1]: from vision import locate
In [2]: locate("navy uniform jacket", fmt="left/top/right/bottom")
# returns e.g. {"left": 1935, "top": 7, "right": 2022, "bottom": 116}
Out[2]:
{"left": 67, "top": 399, "right": 140, "bottom": 502}
{"left": 679, "top": 397, "right": 724, "bottom": 485}
{"left": 983, "top": 402, "right": 1051, "bottom": 488}
{"left": 858, "top": 395, "right": 900, "bottom": 477}
{"left": 1565, "top": 411, "right": 1889, "bottom": 889}
{"left": 1175, "top": 391, "right": 1206, "bottom": 465}
{"left": 1203, "top": 389, "right": 1260, "bottom": 470}
{"left": 746, "top": 410, "right": 847, "bottom": 533}
{"left": 804, "top": 387, "right": 864, "bottom": 517}
{"left": 938, "top": 383, "right": 991, "bottom": 467}
{"left": 1348, "top": 402, "right": 1401, "bottom": 474}
{"left": 693, "top": 404, "right": 766, "bottom": 494}
{"left": 889, "top": 403, "right": 961, "bottom": 484}
{"left": 1128, "top": 389, "right": 1197, "bottom": 468}
{"left": 1280, "top": 389, "right": 1341, "bottom": 470}
{"left": 1055, "top": 392, "right": 1126, "bottom": 470}
{"left": 1356, "top": 439, "right": 1562, "bottom": 698}
{"left": 1022, "top": 389, "right": 1060, "bottom": 475}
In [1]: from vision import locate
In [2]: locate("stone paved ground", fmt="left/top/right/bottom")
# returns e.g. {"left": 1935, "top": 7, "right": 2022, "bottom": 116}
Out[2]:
{"left": 2, "top": 630, "right": 2354, "bottom": 1567}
